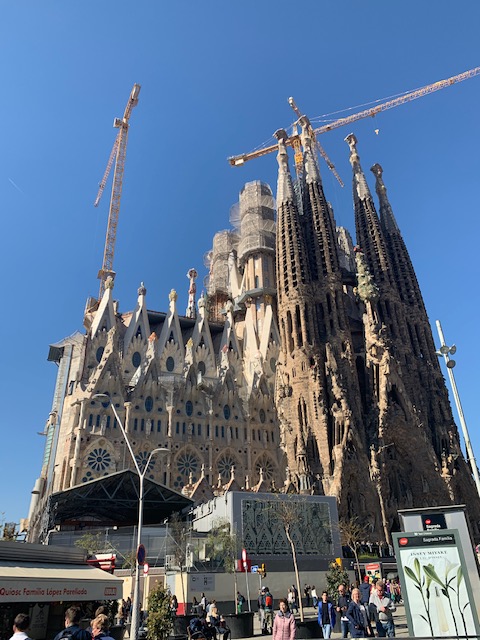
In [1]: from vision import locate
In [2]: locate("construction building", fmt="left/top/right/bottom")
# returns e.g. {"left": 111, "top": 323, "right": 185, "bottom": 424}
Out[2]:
{"left": 27, "top": 120, "right": 480, "bottom": 545}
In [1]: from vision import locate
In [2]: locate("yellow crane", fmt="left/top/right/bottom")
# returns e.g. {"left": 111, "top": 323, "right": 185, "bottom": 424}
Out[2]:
{"left": 228, "top": 66, "right": 480, "bottom": 169}
{"left": 94, "top": 83, "right": 141, "bottom": 300}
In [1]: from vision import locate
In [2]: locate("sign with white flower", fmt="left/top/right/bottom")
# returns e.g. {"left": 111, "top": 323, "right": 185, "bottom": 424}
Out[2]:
{"left": 394, "top": 530, "right": 480, "bottom": 637}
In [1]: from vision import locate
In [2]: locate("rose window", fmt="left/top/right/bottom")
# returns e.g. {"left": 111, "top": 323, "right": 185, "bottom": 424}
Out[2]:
{"left": 217, "top": 454, "right": 237, "bottom": 479}
{"left": 175, "top": 452, "right": 199, "bottom": 486}
{"left": 87, "top": 448, "right": 112, "bottom": 472}
{"left": 136, "top": 451, "right": 157, "bottom": 474}
{"left": 255, "top": 456, "right": 274, "bottom": 480}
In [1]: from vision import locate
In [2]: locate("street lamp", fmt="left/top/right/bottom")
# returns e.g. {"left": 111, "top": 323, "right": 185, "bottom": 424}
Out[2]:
{"left": 435, "top": 321, "right": 480, "bottom": 498}
{"left": 93, "top": 393, "right": 169, "bottom": 640}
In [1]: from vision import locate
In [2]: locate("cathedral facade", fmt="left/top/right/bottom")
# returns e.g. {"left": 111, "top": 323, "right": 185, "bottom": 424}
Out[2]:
{"left": 28, "top": 132, "right": 480, "bottom": 543}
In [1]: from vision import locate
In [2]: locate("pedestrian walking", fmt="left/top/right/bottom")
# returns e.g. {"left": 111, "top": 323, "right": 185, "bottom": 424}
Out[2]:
{"left": 369, "top": 580, "right": 396, "bottom": 637}
{"left": 8, "top": 614, "right": 32, "bottom": 640}
{"left": 317, "top": 591, "right": 336, "bottom": 639}
{"left": 346, "top": 588, "right": 373, "bottom": 638}
{"left": 336, "top": 584, "right": 351, "bottom": 638}
{"left": 272, "top": 599, "right": 295, "bottom": 640}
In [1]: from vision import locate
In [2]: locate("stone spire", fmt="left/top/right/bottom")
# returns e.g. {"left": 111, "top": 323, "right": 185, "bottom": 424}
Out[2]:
{"left": 275, "top": 131, "right": 310, "bottom": 306}
{"left": 302, "top": 123, "right": 340, "bottom": 278}
{"left": 371, "top": 164, "right": 400, "bottom": 233}
{"left": 275, "top": 130, "right": 296, "bottom": 204}
{"left": 185, "top": 268, "right": 198, "bottom": 319}
{"left": 345, "top": 134, "right": 392, "bottom": 287}
{"left": 300, "top": 118, "right": 322, "bottom": 185}
{"left": 371, "top": 163, "right": 424, "bottom": 310}
{"left": 345, "top": 133, "right": 372, "bottom": 202}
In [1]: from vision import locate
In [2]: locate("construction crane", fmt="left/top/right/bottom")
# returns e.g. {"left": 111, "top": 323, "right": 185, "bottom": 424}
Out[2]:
{"left": 94, "top": 83, "right": 141, "bottom": 300}
{"left": 228, "top": 66, "right": 480, "bottom": 169}
{"left": 288, "top": 96, "right": 344, "bottom": 186}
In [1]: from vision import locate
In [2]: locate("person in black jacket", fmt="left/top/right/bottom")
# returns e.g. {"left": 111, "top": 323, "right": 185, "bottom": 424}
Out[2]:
{"left": 53, "top": 607, "right": 91, "bottom": 640}
{"left": 336, "top": 584, "right": 351, "bottom": 638}
{"left": 359, "top": 577, "right": 371, "bottom": 605}
{"left": 346, "top": 589, "right": 372, "bottom": 638}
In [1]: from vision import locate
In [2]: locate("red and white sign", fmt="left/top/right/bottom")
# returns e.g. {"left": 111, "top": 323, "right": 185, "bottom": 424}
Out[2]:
{"left": 143, "top": 563, "right": 149, "bottom": 575}
{"left": 242, "top": 548, "right": 247, "bottom": 562}
{"left": 0, "top": 564, "right": 123, "bottom": 602}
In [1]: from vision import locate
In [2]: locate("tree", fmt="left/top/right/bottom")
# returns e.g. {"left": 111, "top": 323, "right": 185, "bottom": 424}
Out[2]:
{"left": 325, "top": 561, "right": 350, "bottom": 602}
{"left": 269, "top": 497, "right": 306, "bottom": 621}
{"left": 338, "top": 517, "right": 366, "bottom": 584}
{"left": 205, "top": 517, "right": 239, "bottom": 612}
{"left": 167, "top": 512, "right": 188, "bottom": 611}
{"left": 74, "top": 532, "right": 104, "bottom": 555}
{"left": 2, "top": 522, "right": 17, "bottom": 541}
{"left": 147, "top": 584, "right": 173, "bottom": 640}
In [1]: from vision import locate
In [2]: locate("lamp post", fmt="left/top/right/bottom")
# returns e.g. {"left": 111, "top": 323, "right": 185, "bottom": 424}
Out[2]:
{"left": 435, "top": 321, "right": 480, "bottom": 498}
{"left": 93, "top": 393, "right": 169, "bottom": 640}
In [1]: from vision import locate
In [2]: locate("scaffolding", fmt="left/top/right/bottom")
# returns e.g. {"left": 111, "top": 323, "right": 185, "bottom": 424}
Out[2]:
{"left": 232, "top": 180, "right": 276, "bottom": 264}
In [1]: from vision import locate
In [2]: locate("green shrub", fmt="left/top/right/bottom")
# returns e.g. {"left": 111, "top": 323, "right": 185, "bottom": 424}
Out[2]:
{"left": 147, "top": 585, "right": 173, "bottom": 640}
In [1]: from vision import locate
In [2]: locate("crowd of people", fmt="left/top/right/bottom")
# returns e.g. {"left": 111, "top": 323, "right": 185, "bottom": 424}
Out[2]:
{"left": 260, "top": 578, "right": 400, "bottom": 640}
{"left": 6, "top": 576, "right": 401, "bottom": 640}
{"left": 189, "top": 594, "right": 231, "bottom": 640}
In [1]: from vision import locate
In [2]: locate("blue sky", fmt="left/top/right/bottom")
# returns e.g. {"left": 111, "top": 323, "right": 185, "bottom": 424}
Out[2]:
{"left": 1, "top": 2, "right": 479, "bottom": 525}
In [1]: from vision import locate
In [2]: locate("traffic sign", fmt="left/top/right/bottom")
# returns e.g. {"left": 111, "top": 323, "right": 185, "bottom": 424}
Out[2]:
{"left": 251, "top": 565, "right": 259, "bottom": 573}
{"left": 242, "top": 548, "right": 247, "bottom": 562}
{"left": 143, "top": 562, "right": 149, "bottom": 575}
{"left": 137, "top": 544, "right": 146, "bottom": 565}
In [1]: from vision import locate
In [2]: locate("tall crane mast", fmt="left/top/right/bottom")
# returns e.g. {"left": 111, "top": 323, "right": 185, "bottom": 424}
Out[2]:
{"left": 228, "top": 66, "right": 480, "bottom": 168}
{"left": 95, "top": 83, "right": 141, "bottom": 300}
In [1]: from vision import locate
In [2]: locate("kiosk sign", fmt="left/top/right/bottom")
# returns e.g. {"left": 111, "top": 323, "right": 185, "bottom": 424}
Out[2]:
{"left": 394, "top": 529, "right": 480, "bottom": 637}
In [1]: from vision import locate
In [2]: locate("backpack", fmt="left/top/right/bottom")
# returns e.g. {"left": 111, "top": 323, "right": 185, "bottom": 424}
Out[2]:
{"left": 265, "top": 595, "right": 273, "bottom": 608}
{"left": 58, "top": 629, "right": 92, "bottom": 640}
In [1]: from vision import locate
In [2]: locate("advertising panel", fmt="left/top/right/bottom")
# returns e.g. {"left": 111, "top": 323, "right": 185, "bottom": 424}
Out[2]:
{"left": 393, "top": 530, "right": 480, "bottom": 637}
{"left": 189, "top": 573, "right": 216, "bottom": 591}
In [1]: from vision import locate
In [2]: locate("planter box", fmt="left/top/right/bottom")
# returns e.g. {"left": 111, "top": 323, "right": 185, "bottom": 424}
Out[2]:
{"left": 171, "top": 615, "right": 195, "bottom": 637}
{"left": 295, "top": 619, "right": 320, "bottom": 639}
{"left": 224, "top": 612, "right": 254, "bottom": 639}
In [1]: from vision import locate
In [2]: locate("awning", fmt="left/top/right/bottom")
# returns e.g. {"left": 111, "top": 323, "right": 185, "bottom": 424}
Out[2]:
{"left": 48, "top": 469, "right": 193, "bottom": 526}
{"left": 0, "top": 562, "right": 123, "bottom": 602}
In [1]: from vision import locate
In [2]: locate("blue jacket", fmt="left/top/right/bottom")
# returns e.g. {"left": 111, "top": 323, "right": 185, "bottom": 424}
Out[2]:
{"left": 317, "top": 601, "right": 336, "bottom": 628}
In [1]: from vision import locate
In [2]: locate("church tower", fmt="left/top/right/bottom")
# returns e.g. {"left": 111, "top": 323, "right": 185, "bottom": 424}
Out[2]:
{"left": 345, "top": 134, "right": 480, "bottom": 537}
{"left": 275, "top": 127, "right": 380, "bottom": 522}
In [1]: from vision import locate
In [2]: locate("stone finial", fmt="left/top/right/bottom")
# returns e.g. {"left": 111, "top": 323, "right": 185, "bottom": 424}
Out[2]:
{"left": 189, "top": 471, "right": 194, "bottom": 485}
{"left": 200, "top": 463, "right": 205, "bottom": 479}
{"left": 345, "top": 133, "right": 359, "bottom": 162}
{"left": 230, "top": 465, "right": 235, "bottom": 481}
{"left": 169, "top": 289, "right": 178, "bottom": 302}
{"left": 245, "top": 475, "right": 250, "bottom": 490}
{"left": 105, "top": 275, "right": 115, "bottom": 290}
{"left": 138, "top": 282, "right": 147, "bottom": 296}
{"left": 186, "top": 337, "right": 194, "bottom": 349}
{"left": 354, "top": 248, "right": 379, "bottom": 303}
{"left": 186, "top": 269, "right": 198, "bottom": 319}
{"left": 148, "top": 331, "right": 158, "bottom": 342}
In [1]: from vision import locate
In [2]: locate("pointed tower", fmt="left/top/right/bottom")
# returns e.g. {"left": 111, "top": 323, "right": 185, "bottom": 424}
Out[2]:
{"left": 274, "top": 131, "right": 377, "bottom": 518}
